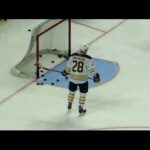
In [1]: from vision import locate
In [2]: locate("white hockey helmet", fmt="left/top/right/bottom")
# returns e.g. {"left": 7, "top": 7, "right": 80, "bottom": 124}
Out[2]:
{"left": 79, "top": 45, "right": 89, "bottom": 53}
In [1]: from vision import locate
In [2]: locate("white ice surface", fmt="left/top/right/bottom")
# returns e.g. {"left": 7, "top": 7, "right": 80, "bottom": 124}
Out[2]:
{"left": 0, "top": 19, "right": 150, "bottom": 130}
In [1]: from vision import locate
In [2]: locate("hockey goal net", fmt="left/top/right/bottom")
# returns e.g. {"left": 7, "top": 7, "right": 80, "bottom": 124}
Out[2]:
{"left": 11, "top": 19, "right": 71, "bottom": 78}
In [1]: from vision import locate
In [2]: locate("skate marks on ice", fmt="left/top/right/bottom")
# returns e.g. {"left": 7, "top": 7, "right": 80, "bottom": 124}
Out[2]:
{"left": 28, "top": 111, "right": 88, "bottom": 130}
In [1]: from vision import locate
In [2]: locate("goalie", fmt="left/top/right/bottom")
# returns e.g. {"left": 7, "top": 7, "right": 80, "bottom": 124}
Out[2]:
{"left": 62, "top": 45, "right": 100, "bottom": 115}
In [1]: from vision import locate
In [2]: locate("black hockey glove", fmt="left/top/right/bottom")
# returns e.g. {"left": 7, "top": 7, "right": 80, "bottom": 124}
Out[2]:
{"left": 61, "top": 69, "right": 69, "bottom": 76}
{"left": 93, "top": 73, "right": 100, "bottom": 83}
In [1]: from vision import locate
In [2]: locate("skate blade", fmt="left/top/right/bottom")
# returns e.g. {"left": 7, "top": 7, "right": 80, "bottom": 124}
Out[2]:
{"left": 67, "top": 109, "right": 71, "bottom": 113}
{"left": 79, "top": 112, "right": 86, "bottom": 117}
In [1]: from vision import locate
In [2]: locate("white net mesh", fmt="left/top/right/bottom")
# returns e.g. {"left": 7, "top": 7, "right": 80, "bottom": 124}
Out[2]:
{"left": 11, "top": 19, "right": 70, "bottom": 78}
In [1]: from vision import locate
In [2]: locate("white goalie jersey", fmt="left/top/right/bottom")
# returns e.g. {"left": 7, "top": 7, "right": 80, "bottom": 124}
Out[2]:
{"left": 65, "top": 53, "right": 96, "bottom": 84}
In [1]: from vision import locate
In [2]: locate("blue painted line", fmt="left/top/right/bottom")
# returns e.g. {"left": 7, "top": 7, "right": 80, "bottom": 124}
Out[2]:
{"left": 37, "top": 58, "right": 119, "bottom": 89}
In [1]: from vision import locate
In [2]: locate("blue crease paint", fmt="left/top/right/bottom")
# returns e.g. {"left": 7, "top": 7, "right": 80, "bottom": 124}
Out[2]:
{"left": 37, "top": 58, "right": 119, "bottom": 89}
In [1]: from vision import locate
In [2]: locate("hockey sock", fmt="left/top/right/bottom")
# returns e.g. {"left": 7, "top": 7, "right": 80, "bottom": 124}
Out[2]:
{"left": 68, "top": 91, "right": 76, "bottom": 104}
{"left": 79, "top": 92, "right": 87, "bottom": 108}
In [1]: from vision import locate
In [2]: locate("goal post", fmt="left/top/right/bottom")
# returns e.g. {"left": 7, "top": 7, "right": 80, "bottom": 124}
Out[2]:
{"left": 11, "top": 19, "right": 71, "bottom": 78}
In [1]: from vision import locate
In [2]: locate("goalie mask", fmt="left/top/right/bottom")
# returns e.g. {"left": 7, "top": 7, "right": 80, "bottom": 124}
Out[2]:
{"left": 79, "top": 45, "right": 89, "bottom": 54}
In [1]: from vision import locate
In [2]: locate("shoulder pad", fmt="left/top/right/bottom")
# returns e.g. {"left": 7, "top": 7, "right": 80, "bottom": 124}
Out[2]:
{"left": 70, "top": 53, "right": 80, "bottom": 57}
{"left": 70, "top": 53, "right": 92, "bottom": 59}
{"left": 82, "top": 54, "right": 92, "bottom": 59}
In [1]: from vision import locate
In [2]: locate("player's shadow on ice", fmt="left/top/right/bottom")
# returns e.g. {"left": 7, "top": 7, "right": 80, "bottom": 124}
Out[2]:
{"left": 87, "top": 96, "right": 133, "bottom": 114}
{"left": 30, "top": 113, "right": 86, "bottom": 130}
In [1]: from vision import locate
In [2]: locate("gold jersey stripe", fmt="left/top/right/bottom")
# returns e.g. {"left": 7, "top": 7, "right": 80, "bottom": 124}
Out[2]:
{"left": 71, "top": 76, "right": 88, "bottom": 79}
{"left": 70, "top": 74, "right": 87, "bottom": 76}
{"left": 71, "top": 75, "right": 88, "bottom": 79}
{"left": 70, "top": 77, "right": 88, "bottom": 81}
{"left": 70, "top": 75, "right": 88, "bottom": 78}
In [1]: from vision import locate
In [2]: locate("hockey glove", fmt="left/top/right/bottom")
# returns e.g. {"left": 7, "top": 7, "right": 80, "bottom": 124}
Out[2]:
{"left": 61, "top": 69, "right": 69, "bottom": 76}
{"left": 93, "top": 73, "right": 100, "bottom": 83}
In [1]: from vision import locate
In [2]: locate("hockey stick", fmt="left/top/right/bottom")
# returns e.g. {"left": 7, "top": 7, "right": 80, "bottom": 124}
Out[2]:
{"left": 42, "top": 67, "right": 63, "bottom": 74}
{"left": 39, "top": 63, "right": 63, "bottom": 74}
{"left": 39, "top": 63, "right": 93, "bottom": 80}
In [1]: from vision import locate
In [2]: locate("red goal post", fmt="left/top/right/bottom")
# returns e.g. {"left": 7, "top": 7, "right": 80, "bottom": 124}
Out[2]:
{"left": 11, "top": 19, "right": 71, "bottom": 78}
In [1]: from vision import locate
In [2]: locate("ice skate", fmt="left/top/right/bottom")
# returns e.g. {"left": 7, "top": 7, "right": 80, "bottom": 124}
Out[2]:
{"left": 79, "top": 106, "right": 86, "bottom": 116}
{"left": 67, "top": 102, "right": 72, "bottom": 112}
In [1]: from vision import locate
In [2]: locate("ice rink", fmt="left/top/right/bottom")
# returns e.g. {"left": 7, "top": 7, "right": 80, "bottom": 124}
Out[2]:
{"left": 0, "top": 19, "right": 150, "bottom": 130}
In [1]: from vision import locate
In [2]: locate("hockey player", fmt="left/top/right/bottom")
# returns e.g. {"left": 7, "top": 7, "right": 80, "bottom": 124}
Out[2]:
{"left": 61, "top": 45, "right": 100, "bottom": 115}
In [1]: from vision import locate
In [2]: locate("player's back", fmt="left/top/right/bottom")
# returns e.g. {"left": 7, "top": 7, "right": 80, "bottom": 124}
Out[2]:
{"left": 67, "top": 53, "right": 93, "bottom": 84}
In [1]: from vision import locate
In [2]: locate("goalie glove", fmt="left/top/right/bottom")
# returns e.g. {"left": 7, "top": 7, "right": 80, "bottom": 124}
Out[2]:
{"left": 93, "top": 73, "right": 100, "bottom": 83}
{"left": 61, "top": 69, "right": 69, "bottom": 76}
